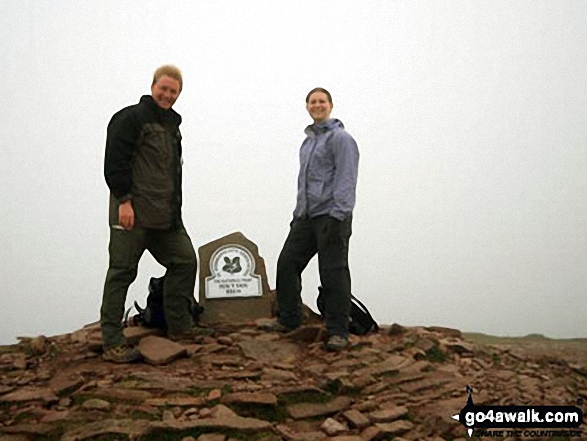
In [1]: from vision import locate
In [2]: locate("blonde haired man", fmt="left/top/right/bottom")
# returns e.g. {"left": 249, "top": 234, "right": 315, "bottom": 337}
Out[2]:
{"left": 101, "top": 65, "right": 197, "bottom": 362}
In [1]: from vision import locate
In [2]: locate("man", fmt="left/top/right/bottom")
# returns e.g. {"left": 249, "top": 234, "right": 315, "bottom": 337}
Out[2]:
{"left": 270, "top": 88, "right": 359, "bottom": 351}
{"left": 101, "top": 65, "right": 197, "bottom": 363}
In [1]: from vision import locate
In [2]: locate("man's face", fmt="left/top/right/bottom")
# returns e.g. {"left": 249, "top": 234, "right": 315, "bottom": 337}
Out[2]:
{"left": 151, "top": 75, "right": 181, "bottom": 110}
{"left": 306, "top": 92, "right": 333, "bottom": 123}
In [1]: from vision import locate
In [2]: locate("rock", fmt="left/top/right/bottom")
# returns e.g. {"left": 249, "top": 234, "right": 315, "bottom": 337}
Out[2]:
{"left": 83, "top": 387, "right": 153, "bottom": 401}
{"left": 415, "top": 338, "right": 437, "bottom": 352}
{"left": 208, "top": 389, "right": 222, "bottom": 401}
{"left": 29, "top": 336, "right": 49, "bottom": 355}
{"left": 287, "top": 326, "right": 322, "bottom": 343}
{"left": 0, "top": 435, "right": 32, "bottom": 441}
{"left": 570, "top": 363, "right": 587, "bottom": 378}
{"left": 60, "top": 419, "right": 150, "bottom": 441}
{"left": 145, "top": 397, "right": 206, "bottom": 407}
{"left": 375, "top": 420, "right": 414, "bottom": 436}
{"left": 320, "top": 418, "right": 347, "bottom": 436}
{"left": 287, "top": 396, "right": 353, "bottom": 419}
{"left": 49, "top": 373, "right": 84, "bottom": 397}
{"left": 200, "top": 408, "right": 212, "bottom": 418}
{"left": 326, "top": 437, "right": 363, "bottom": 441}
{"left": 342, "top": 409, "right": 370, "bottom": 429}
{"left": 0, "top": 387, "right": 58, "bottom": 404}
{"left": 40, "top": 410, "right": 71, "bottom": 423}
{"left": 123, "top": 325, "right": 164, "bottom": 344}
{"left": 425, "top": 326, "right": 462, "bottom": 338}
{"left": 148, "top": 415, "right": 272, "bottom": 434}
{"left": 263, "top": 367, "right": 298, "bottom": 382}
{"left": 360, "top": 425, "right": 384, "bottom": 441}
{"left": 210, "top": 404, "right": 238, "bottom": 419}
{"left": 138, "top": 336, "right": 188, "bottom": 365}
{"left": 275, "top": 424, "right": 326, "bottom": 441}
{"left": 442, "top": 340, "right": 475, "bottom": 355}
{"left": 217, "top": 336, "right": 234, "bottom": 346}
{"left": 369, "top": 405, "right": 408, "bottom": 422}
{"left": 163, "top": 409, "right": 176, "bottom": 421}
{"left": 238, "top": 340, "right": 301, "bottom": 363}
{"left": 2, "top": 316, "right": 585, "bottom": 441}
{"left": 197, "top": 435, "right": 226, "bottom": 441}
{"left": 255, "top": 318, "right": 275, "bottom": 329}
{"left": 222, "top": 392, "right": 278, "bottom": 406}
{"left": 0, "top": 424, "right": 55, "bottom": 437}
{"left": 388, "top": 323, "right": 407, "bottom": 335}
{"left": 81, "top": 398, "right": 111, "bottom": 411}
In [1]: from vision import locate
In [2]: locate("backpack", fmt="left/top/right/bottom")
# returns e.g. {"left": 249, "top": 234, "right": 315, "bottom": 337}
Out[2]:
{"left": 124, "top": 276, "right": 203, "bottom": 329}
{"left": 316, "top": 286, "right": 379, "bottom": 335}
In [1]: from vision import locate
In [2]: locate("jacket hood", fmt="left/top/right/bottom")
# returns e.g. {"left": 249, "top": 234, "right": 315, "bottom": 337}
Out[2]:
{"left": 305, "top": 118, "right": 344, "bottom": 136}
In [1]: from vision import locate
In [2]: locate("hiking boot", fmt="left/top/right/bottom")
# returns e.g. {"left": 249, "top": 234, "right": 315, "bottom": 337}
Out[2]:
{"left": 325, "top": 335, "right": 349, "bottom": 352}
{"left": 167, "top": 327, "right": 214, "bottom": 342}
{"left": 259, "top": 319, "right": 297, "bottom": 333}
{"left": 102, "top": 344, "right": 142, "bottom": 363}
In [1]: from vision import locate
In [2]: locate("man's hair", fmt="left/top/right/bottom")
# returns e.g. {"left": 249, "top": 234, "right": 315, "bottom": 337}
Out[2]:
{"left": 152, "top": 65, "right": 183, "bottom": 91}
{"left": 306, "top": 87, "right": 332, "bottom": 104}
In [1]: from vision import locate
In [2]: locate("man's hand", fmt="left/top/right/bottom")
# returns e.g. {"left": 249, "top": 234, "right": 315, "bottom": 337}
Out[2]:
{"left": 118, "top": 200, "right": 135, "bottom": 230}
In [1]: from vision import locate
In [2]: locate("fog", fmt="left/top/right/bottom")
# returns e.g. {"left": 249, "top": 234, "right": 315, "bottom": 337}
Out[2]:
{"left": 1, "top": 1, "right": 586, "bottom": 344}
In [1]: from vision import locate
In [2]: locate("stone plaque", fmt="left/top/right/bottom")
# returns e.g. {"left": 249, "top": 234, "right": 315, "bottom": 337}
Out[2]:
{"left": 198, "top": 232, "right": 272, "bottom": 324}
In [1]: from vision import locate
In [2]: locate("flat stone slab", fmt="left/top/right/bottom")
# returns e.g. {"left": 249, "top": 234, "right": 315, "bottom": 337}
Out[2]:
{"left": 221, "top": 392, "right": 278, "bottom": 406}
{"left": 375, "top": 420, "right": 414, "bottom": 436}
{"left": 124, "top": 325, "right": 163, "bottom": 344}
{"left": 81, "top": 398, "right": 111, "bottom": 411}
{"left": 342, "top": 409, "right": 370, "bottom": 429}
{"left": 148, "top": 416, "right": 272, "bottom": 433}
{"left": 49, "top": 372, "right": 84, "bottom": 396}
{"left": 61, "top": 419, "right": 150, "bottom": 441}
{"left": 144, "top": 397, "right": 206, "bottom": 407}
{"left": 138, "top": 336, "right": 188, "bottom": 365}
{"left": 326, "top": 437, "right": 363, "bottom": 441}
{"left": 0, "top": 387, "right": 58, "bottom": 403}
{"left": 369, "top": 405, "right": 408, "bottom": 422}
{"left": 85, "top": 387, "right": 153, "bottom": 401}
{"left": 287, "top": 396, "right": 353, "bottom": 419}
{"left": 238, "top": 340, "right": 301, "bottom": 364}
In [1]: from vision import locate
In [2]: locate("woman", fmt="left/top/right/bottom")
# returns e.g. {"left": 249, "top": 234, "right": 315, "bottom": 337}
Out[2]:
{"left": 270, "top": 87, "right": 360, "bottom": 351}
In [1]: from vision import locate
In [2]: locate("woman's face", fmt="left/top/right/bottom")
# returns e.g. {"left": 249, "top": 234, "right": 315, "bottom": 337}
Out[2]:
{"left": 306, "top": 92, "right": 333, "bottom": 123}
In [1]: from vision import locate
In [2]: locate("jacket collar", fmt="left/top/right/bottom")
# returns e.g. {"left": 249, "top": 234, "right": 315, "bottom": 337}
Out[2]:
{"left": 140, "top": 95, "right": 182, "bottom": 126}
{"left": 304, "top": 118, "right": 344, "bottom": 136}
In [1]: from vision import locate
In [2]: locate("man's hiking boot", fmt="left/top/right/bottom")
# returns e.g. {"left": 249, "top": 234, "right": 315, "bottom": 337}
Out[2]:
{"left": 167, "top": 326, "right": 214, "bottom": 342}
{"left": 325, "top": 335, "right": 349, "bottom": 352}
{"left": 259, "top": 319, "right": 297, "bottom": 333}
{"left": 102, "top": 344, "right": 142, "bottom": 363}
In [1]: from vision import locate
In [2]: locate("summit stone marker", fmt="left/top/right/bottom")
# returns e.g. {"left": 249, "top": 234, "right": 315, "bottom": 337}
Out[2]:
{"left": 197, "top": 232, "right": 272, "bottom": 324}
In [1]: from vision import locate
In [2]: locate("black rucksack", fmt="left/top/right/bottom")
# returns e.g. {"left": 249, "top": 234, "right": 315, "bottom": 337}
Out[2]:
{"left": 124, "top": 276, "right": 203, "bottom": 329}
{"left": 316, "top": 286, "right": 379, "bottom": 335}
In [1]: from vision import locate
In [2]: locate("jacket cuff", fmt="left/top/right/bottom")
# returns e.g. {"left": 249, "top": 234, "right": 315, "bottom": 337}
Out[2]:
{"left": 117, "top": 194, "right": 132, "bottom": 203}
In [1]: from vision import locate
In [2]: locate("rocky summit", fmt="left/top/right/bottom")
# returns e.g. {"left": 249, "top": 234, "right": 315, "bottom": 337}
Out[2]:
{"left": 0, "top": 322, "right": 585, "bottom": 441}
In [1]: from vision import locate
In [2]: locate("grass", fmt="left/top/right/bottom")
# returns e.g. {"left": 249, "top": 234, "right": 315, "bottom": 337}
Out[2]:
{"left": 464, "top": 332, "right": 587, "bottom": 345}
{"left": 425, "top": 346, "right": 447, "bottom": 363}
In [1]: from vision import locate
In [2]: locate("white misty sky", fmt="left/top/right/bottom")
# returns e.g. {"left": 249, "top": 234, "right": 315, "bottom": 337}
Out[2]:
{"left": 0, "top": 1, "right": 586, "bottom": 344}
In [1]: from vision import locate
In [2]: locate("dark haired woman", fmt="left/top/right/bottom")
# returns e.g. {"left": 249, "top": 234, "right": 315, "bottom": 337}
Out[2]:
{"left": 270, "top": 88, "right": 360, "bottom": 351}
